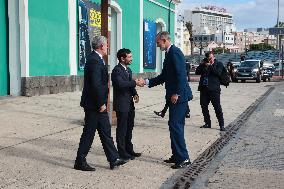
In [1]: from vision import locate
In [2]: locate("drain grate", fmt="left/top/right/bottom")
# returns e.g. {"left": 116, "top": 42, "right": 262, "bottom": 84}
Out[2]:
{"left": 172, "top": 87, "right": 275, "bottom": 189}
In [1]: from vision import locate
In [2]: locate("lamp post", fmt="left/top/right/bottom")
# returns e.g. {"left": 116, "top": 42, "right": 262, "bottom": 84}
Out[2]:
{"left": 189, "top": 36, "right": 194, "bottom": 55}
{"left": 279, "top": 45, "right": 284, "bottom": 79}
{"left": 244, "top": 32, "right": 247, "bottom": 54}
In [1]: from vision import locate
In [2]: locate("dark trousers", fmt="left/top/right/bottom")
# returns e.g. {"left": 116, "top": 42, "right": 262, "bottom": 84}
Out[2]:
{"left": 116, "top": 110, "right": 135, "bottom": 157}
{"left": 76, "top": 110, "right": 118, "bottom": 164}
{"left": 162, "top": 100, "right": 190, "bottom": 115}
{"left": 168, "top": 102, "right": 189, "bottom": 163}
{"left": 200, "top": 89, "right": 224, "bottom": 127}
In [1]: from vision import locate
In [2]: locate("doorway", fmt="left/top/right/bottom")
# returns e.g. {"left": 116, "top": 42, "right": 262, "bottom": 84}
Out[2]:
{"left": 109, "top": 1, "right": 122, "bottom": 73}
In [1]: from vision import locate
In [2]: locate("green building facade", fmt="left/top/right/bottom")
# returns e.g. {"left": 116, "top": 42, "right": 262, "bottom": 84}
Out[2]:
{"left": 0, "top": 0, "right": 180, "bottom": 96}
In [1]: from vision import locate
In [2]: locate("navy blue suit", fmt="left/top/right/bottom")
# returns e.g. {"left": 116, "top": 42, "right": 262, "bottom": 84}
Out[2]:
{"left": 111, "top": 63, "right": 138, "bottom": 158}
{"left": 76, "top": 51, "right": 119, "bottom": 164}
{"left": 149, "top": 45, "right": 192, "bottom": 163}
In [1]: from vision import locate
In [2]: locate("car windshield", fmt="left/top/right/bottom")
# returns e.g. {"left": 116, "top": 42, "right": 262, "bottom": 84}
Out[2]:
{"left": 240, "top": 61, "right": 259, "bottom": 67}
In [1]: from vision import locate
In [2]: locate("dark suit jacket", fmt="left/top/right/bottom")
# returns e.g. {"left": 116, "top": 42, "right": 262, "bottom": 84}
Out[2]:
{"left": 80, "top": 51, "right": 109, "bottom": 111}
{"left": 111, "top": 63, "right": 138, "bottom": 112}
{"left": 148, "top": 45, "right": 192, "bottom": 103}
{"left": 195, "top": 60, "right": 223, "bottom": 92}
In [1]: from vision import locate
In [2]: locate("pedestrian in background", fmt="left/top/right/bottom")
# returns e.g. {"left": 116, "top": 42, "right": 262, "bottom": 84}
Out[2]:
{"left": 195, "top": 51, "right": 226, "bottom": 131}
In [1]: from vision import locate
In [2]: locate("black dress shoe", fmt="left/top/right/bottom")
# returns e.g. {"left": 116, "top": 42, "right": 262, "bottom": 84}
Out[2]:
{"left": 74, "top": 162, "right": 96, "bottom": 171}
{"left": 129, "top": 152, "right": 142, "bottom": 157}
{"left": 110, "top": 159, "right": 127, "bottom": 170}
{"left": 163, "top": 157, "right": 176, "bottom": 164}
{"left": 154, "top": 111, "right": 165, "bottom": 118}
{"left": 200, "top": 124, "right": 211, "bottom": 128}
{"left": 220, "top": 126, "right": 226, "bottom": 131}
{"left": 171, "top": 159, "right": 191, "bottom": 169}
{"left": 123, "top": 155, "right": 135, "bottom": 161}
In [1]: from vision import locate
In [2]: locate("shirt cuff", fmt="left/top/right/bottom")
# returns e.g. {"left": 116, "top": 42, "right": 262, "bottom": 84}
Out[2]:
{"left": 145, "top": 79, "right": 149, "bottom": 86}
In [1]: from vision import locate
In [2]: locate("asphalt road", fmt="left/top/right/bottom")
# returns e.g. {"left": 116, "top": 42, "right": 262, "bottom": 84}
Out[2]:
{"left": 191, "top": 82, "right": 284, "bottom": 189}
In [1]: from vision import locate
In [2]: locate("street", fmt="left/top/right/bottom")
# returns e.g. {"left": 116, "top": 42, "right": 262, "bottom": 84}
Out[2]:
{"left": 190, "top": 82, "right": 284, "bottom": 189}
{"left": 0, "top": 81, "right": 282, "bottom": 188}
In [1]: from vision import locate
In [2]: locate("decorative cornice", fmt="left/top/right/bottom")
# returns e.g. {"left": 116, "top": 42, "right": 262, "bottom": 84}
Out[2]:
{"left": 147, "top": 0, "right": 176, "bottom": 12}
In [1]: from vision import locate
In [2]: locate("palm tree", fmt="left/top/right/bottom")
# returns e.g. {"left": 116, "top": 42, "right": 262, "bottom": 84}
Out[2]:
{"left": 185, "top": 21, "right": 194, "bottom": 55}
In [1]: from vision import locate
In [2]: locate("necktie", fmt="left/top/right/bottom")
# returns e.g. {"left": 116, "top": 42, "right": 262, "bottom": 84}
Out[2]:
{"left": 126, "top": 69, "right": 131, "bottom": 80}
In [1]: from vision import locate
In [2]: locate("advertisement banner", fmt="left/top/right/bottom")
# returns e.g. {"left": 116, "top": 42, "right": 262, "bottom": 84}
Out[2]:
{"left": 78, "top": 0, "right": 101, "bottom": 70}
{"left": 143, "top": 19, "right": 157, "bottom": 69}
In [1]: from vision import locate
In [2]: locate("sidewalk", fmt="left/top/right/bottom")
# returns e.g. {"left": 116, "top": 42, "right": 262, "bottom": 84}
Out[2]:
{"left": 0, "top": 82, "right": 275, "bottom": 188}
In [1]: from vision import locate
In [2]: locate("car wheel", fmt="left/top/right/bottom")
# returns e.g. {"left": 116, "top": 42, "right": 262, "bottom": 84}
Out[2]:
{"left": 268, "top": 78, "right": 271, "bottom": 82}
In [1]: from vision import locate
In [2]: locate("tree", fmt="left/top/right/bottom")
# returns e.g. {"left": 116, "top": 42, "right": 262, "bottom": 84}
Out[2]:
{"left": 249, "top": 43, "right": 275, "bottom": 51}
{"left": 212, "top": 47, "right": 230, "bottom": 54}
{"left": 185, "top": 21, "right": 194, "bottom": 55}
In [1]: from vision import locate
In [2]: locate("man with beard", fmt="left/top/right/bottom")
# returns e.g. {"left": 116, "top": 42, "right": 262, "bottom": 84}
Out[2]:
{"left": 111, "top": 48, "right": 143, "bottom": 160}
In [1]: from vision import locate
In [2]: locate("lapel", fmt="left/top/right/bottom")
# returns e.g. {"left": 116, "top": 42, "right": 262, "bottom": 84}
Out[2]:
{"left": 118, "top": 63, "right": 129, "bottom": 80}
{"left": 163, "top": 45, "right": 173, "bottom": 68}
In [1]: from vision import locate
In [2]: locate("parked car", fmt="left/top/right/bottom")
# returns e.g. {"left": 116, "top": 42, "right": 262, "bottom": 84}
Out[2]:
{"left": 234, "top": 59, "right": 264, "bottom": 83}
{"left": 262, "top": 67, "right": 274, "bottom": 82}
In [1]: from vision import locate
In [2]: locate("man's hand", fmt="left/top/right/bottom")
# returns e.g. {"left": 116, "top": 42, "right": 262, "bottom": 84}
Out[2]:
{"left": 133, "top": 95, "right": 139, "bottom": 103}
{"left": 135, "top": 78, "right": 145, "bottom": 87}
{"left": 99, "top": 104, "right": 107, "bottom": 112}
{"left": 171, "top": 94, "right": 179, "bottom": 104}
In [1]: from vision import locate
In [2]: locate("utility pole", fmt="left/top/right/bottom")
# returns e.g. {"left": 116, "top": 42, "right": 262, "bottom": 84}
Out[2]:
{"left": 279, "top": 45, "right": 284, "bottom": 79}
{"left": 277, "top": 0, "right": 280, "bottom": 50}
{"left": 168, "top": 0, "right": 173, "bottom": 33}
{"left": 244, "top": 32, "right": 247, "bottom": 54}
{"left": 101, "top": 0, "right": 108, "bottom": 60}
{"left": 101, "top": 0, "right": 111, "bottom": 117}
{"left": 277, "top": 0, "right": 280, "bottom": 28}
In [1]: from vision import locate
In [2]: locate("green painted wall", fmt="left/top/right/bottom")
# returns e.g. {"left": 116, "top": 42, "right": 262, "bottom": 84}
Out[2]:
{"left": 117, "top": 0, "right": 140, "bottom": 73}
{"left": 0, "top": 0, "right": 8, "bottom": 95}
{"left": 143, "top": 0, "right": 175, "bottom": 72}
{"left": 29, "top": 0, "right": 69, "bottom": 76}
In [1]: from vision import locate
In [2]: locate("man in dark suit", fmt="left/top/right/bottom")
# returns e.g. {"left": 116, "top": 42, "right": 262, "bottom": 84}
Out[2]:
{"left": 111, "top": 48, "right": 142, "bottom": 160}
{"left": 144, "top": 31, "right": 192, "bottom": 169}
{"left": 74, "top": 36, "right": 127, "bottom": 171}
{"left": 195, "top": 51, "right": 226, "bottom": 131}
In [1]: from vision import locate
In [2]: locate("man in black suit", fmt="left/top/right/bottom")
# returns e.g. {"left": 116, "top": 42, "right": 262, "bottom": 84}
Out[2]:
{"left": 74, "top": 36, "right": 127, "bottom": 171}
{"left": 111, "top": 48, "right": 143, "bottom": 160}
{"left": 195, "top": 51, "right": 226, "bottom": 131}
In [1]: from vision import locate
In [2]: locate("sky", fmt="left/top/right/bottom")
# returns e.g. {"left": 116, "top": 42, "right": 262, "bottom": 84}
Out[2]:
{"left": 177, "top": 0, "right": 284, "bottom": 31}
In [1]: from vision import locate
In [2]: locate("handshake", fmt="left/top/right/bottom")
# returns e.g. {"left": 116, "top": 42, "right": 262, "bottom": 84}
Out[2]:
{"left": 135, "top": 78, "right": 146, "bottom": 87}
